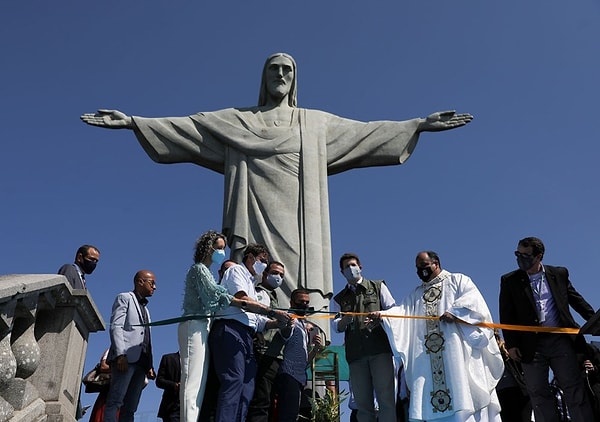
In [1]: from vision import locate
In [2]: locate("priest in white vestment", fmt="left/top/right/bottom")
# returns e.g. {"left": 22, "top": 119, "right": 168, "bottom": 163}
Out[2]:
{"left": 80, "top": 53, "right": 473, "bottom": 314}
{"left": 372, "top": 251, "right": 504, "bottom": 422}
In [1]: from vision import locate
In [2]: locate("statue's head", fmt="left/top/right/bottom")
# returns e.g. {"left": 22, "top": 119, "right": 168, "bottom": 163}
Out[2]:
{"left": 258, "top": 52, "right": 297, "bottom": 107}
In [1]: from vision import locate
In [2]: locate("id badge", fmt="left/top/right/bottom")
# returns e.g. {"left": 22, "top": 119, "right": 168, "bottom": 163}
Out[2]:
{"left": 538, "top": 308, "right": 546, "bottom": 323}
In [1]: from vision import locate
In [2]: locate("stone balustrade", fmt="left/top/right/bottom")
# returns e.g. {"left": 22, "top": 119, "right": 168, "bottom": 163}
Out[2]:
{"left": 0, "top": 275, "right": 105, "bottom": 422}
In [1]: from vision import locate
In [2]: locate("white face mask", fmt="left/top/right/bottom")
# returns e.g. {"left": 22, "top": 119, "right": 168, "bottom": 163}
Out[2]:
{"left": 342, "top": 265, "right": 361, "bottom": 282}
{"left": 253, "top": 260, "right": 268, "bottom": 277}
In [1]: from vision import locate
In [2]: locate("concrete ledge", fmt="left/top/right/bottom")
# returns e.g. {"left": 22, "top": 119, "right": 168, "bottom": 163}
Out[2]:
{"left": 4, "top": 398, "right": 46, "bottom": 422}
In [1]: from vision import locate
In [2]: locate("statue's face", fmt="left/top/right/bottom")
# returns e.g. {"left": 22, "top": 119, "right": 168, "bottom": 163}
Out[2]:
{"left": 265, "top": 55, "right": 294, "bottom": 103}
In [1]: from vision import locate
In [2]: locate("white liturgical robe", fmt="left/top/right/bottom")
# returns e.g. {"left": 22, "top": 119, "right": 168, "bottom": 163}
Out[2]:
{"left": 380, "top": 270, "right": 504, "bottom": 422}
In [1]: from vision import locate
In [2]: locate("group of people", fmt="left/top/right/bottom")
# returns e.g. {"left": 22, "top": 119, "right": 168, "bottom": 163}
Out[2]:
{"left": 59, "top": 245, "right": 157, "bottom": 422}
{"left": 62, "top": 234, "right": 326, "bottom": 422}
{"left": 333, "top": 237, "right": 598, "bottom": 422}
{"left": 71, "top": 50, "right": 599, "bottom": 421}
{"left": 62, "top": 235, "right": 599, "bottom": 422}
{"left": 179, "top": 232, "right": 324, "bottom": 422}
{"left": 76, "top": 51, "right": 480, "bottom": 422}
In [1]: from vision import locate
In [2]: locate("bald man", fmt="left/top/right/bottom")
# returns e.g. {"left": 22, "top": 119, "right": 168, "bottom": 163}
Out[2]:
{"left": 105, "top": 270, "right": 157, "bottom": 422}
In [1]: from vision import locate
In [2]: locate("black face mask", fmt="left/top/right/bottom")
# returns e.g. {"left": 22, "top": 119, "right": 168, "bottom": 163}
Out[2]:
{"left": 517, "top": 256, "right": 535, "bottom": 272}
{"left": 80, "top": 258, "right": 97, "bottom": 274}
{"left": 416, "top": 266, "right": 433, "bottom": 282}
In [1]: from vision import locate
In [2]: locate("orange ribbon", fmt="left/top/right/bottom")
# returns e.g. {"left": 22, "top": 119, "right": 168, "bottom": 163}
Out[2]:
{"left": 294, "top": 311, "right": 581, "bottom": 334}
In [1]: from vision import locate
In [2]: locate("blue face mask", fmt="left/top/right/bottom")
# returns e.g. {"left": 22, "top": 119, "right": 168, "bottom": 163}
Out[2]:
{"left": 265, "top": 274, "right": 283, "bottom": 289}
{"left": 211, "top": 249, "right": 226, "bottom": 266}
{"left": 342, "top": 266, "right": 361, "bottom": 282}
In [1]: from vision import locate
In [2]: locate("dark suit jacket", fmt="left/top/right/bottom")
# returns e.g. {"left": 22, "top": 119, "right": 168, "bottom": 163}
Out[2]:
{"left": 156, "top": 352, "right": 181, "bottom": 419}
{"left": 499, "top": 264, "right": 595, "bottom": 362}
{"left": 58, "top": 263, "right": 85, "bottom": 289}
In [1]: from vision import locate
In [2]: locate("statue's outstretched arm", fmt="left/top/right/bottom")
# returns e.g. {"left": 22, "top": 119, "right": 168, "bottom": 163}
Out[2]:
{"left": 417, "top": 110, "right": 473, "bottom": 133}
{"left": 80, "top": 109, "right": 133, "bottom": 129}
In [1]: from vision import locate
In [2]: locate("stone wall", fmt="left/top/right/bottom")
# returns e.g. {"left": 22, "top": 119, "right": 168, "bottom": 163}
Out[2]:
{"left": 0, "top": 275, "right": 105, "bottom": 422}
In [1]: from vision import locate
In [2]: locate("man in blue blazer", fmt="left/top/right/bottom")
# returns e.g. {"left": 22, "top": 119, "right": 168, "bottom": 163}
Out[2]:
{"left": 500, "top": 237, "right": 596, "bottom": 422}
{"left": 104, "top": 269, "right": 157, "bottom": 422}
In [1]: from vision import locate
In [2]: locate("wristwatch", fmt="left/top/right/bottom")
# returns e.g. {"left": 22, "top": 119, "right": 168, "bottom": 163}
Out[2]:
{"left": 267, "top": 309, "right": 276, "bottom": 318}
{"left": 241, "top": 301, "right": 248, "bottom": 309}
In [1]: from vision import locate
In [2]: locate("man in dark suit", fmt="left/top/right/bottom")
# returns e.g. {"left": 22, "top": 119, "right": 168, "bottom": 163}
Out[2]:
{"left": 58, "top": 244, "right": 101, "bottom": 419}
{"left": 57, "top": 244, "right": 100, "bottom": 289}
{"left": 500, "top": 236, "right": 596, "bottom": 422}
{"left": 156, "top": 351, "right": 181, "bottom": 422}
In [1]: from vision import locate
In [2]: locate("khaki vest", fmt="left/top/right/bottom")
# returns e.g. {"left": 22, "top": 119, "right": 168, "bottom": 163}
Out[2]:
{"left": 334, "top": 279, "right": 392, "bottom": 363}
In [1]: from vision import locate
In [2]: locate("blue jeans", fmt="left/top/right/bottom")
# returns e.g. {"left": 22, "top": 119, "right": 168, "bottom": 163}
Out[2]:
{"left": 104, "top": 361, "right": 148, "bottom": 422}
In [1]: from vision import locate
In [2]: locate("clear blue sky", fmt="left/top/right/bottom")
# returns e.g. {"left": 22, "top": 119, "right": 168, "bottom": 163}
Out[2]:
{"left": 2, "top": 2, "right": 600, "bottom": 421}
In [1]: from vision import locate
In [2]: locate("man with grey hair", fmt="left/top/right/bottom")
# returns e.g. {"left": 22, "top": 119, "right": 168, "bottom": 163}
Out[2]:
{"left": 81, "top": 53, "right": 473, "bottom": 320}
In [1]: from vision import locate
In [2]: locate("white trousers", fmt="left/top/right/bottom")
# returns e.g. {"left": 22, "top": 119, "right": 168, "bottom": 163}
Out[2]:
{"left": 178, "top": 319, "right": 209, "bottom": 422}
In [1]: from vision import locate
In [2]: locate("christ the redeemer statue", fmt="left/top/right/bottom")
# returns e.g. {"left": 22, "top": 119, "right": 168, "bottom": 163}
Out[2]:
{"left": 81, "top": 52, "right": 472, "bottom": 311}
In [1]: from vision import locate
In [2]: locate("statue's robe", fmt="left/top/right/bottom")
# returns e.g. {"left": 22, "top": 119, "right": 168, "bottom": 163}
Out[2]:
{"left": 133, "top": 107, "right": 420, "bottom": 300}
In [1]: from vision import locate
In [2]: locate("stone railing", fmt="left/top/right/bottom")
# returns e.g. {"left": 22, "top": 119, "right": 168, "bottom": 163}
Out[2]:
{"left": 0, "top": 274, "right": 105, "bottom": 422}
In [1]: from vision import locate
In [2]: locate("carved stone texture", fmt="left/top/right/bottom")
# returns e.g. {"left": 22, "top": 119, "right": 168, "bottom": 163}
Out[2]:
{"left": 0, "top": 396, "right": 15, "bottom": 422}
{"left": 0, "top": 274, "right": 105, "bottom": 422}
{"left": 0, "top": 379, "right": 39, "bottom": 411}
{"left": 12, "top": 302, "right": 40, "bottom": 379}
{"left": 1, "top": 397, "right": 45, "bottom": 422}
{"left": 0, "top": 334, "right": 17, "bottom": 389}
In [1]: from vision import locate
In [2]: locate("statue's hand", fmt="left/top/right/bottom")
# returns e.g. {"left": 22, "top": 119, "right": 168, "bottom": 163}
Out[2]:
{"left": 80, "top": 109, "right": 132, "bottom": 129}
{"left": 419, "top": 110, "right": 473, "bottom": 132}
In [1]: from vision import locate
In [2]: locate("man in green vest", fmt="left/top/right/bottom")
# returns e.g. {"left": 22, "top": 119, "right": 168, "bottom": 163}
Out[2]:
{"left": 333, "top": 253, "right": 397, "bottom": 422}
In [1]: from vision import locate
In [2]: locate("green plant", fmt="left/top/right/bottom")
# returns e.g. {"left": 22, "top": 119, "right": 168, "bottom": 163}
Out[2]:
{"left": 302, "top": 389, "right": 348, "bottom": 422}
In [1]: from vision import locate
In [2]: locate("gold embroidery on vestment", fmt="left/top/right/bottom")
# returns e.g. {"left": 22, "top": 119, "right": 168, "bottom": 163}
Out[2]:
{"left": 423, "top": 274, "right": 452, "bottom": 413}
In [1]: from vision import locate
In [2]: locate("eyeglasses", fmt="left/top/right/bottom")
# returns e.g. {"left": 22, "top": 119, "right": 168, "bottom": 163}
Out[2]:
{"left": 140, "top": 279, "right": 156, "bottom": 287}
{"left": 514, "top": 251, "right": 534, "bottom": 259}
